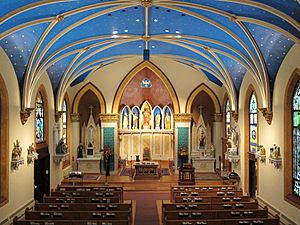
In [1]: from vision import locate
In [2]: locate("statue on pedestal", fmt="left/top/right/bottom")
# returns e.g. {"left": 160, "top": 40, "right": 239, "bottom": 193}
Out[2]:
{"left": 164, "top": 111, "right": 171, "bottom": 129}
{"left": 227, "top": 126, "right": 239, "bottom": 149}
{"left": 155, "top": 113, "right": 161, "bottom": 129}
{"left": 142, "top": 103, "right": 151, "bottom": 129}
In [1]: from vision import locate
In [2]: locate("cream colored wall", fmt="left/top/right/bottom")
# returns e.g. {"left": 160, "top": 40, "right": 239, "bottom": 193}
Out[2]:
{"left": 0, "top": 47, "right": 63, "bottom": 223}
{"left": 238, "top": 44, "right": 300, "bottom": 224}
{"left": 68, "top": 57, "right": 225, "bottom": 114}
{"left": 151, "top": 58, "right": 225, "bottom": 113}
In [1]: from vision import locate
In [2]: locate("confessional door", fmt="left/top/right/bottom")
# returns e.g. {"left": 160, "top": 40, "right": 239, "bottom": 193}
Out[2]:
{"left": 34, "top": 147, "right": 50, "bottom": 202}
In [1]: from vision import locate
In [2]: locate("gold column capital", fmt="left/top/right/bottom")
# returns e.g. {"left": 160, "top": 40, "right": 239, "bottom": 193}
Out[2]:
{"left": 174, "top": 113, "right": 192, "bottom": 122}
{"left": 20, "top": 108, "right": 35, "bottom": 125}
{"left": 99, "top": 113, "right": 119, "bottom": 122}
{"left": 70, "top": 113, "right": 80, "bottom": 122}
{"left": 214, "top": 113, "right": 223, "bottom": 122}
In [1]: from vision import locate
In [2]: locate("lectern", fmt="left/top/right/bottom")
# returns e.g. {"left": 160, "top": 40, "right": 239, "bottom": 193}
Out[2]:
{"left": 178, "top": 163, "right": 195, "bottom": 185}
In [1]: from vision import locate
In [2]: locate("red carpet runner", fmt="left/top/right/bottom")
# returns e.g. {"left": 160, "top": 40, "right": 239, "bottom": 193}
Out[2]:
{"left": 124, "top": 191, "right": 169, "bottom": 225}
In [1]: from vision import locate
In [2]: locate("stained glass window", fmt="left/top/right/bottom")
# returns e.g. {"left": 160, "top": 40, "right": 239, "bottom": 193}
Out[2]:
{"left": 249, "top": 93, "right": 257, "bottom": 153}
{"left": 35, "top": 92, "right": 44, "bottom": 143}
{"left": 62, "top": 100, "right": 67, "bottom": 142}
{"left": 225, "top": 100, "right": 231, "bottom": 137}
{"left": 292, "top": 81, "right": 300, "bottom": 197}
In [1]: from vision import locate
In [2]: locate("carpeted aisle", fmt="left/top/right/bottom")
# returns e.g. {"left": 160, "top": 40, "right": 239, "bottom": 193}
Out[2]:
{"left": 124, "top": 191, "right": 169, "bottom": 225}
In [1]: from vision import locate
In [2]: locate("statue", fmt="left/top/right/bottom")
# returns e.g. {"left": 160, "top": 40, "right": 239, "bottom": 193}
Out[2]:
{"left": 198, "top": 126, "right": 206, "bottom": 148}
{"left": 205, "top": 144, "right": 215, "bottom": 158}
{"left": 77, "top": 143, "right": 84, "bottom": 158}
{"left": 27, "top": 143, "right": 35, "bottom": 155}
{"left": 155, "top": 113, "right": 161, "bottom": 129}
{"left": 56, "top": 138, "right": 67, "bottom": 154}
{"left": 164, "top": 111, "right": 171, "bottom": 129}
{"left": 12, "top": 140, "right": 22, "bottom": 159}
{"left": 123, "top": 111, "right": 129, "bottom": 129}
{"left": 142, "top": 104, "right": 151, "bottom": 129}
{"left": 270, "top": 144, "right": 281, "bottom": 159}
{"left": 132, "top": 112, "right": 138, "bottom": 129}
{"left": 104, "top": 146, "right": 112, "bottom": 176}
{"left": 227, "top": 126, "right": 239, "bottom": 149}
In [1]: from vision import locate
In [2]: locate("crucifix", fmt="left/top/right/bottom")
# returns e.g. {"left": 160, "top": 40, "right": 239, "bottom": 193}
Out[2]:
{"left": 89, "top": 105, "right": 94, "bottom": 115}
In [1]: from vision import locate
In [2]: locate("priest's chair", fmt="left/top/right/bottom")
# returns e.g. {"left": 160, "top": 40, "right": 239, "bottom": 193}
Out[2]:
{"left": 143, "top": 147, "right": 151, "bottom": 161}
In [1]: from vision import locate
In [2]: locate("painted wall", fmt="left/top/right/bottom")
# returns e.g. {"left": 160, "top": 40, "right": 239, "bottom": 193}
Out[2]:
{"left": 238, "top": 44, "right": 300, "bottom": 224}
{"left": 0, "top": 47, "right": 63, "bottom": 223}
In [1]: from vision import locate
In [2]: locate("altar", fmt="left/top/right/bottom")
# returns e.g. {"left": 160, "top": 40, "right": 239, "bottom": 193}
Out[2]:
{"left": 77, "top": 157, "right": 101, "bottom": 173}
{"left": 133, "top": 161, "right": 160, "bottom": 180}
{"left": 192, "top": 157, "right": 216, "bottom": 173}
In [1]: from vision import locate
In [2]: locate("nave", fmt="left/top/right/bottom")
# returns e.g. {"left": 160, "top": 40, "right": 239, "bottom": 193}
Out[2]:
{"left": 12, "top": 171, "right": 280, "bottom": 225}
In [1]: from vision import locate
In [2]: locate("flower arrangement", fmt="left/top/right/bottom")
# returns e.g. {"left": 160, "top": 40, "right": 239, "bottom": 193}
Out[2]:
{"left": 180, "top": 146, "right": 188, "bottom": 156}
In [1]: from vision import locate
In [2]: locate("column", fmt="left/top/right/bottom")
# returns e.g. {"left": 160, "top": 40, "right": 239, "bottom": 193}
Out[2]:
{"left": 174, "top": 113, "right": 192, "bottom": 169}
{"left": 213, "top": 113, "right": 223, "bottom": 170}
{"left": 100, "top": 114, "right": 119, "bottom": 173}
{"left": 71, "top": 113, "right": 80, "bottom": 170}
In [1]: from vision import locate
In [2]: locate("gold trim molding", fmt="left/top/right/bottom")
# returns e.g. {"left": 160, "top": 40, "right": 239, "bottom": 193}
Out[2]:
{"left": 259, "top": 108, "right": 273, "bottom": 125}
{"left": 231, "top": 111, "right": 239, "bottom": 123}
{"left": 20, "top": 108, "right": 34, "bottom": 125}
{"left": 100, "top": 113, "right": 119, "bottom": 122}
{"left": 174, "top": 113, "right": 192, "bottom": 122}
{"left": 214, "top": 113, "right": 223, "bottom": 122}
{"left": 141, "top": 0, "right": 152, "bottom": 7}
{"left": 70, "top": 113, "right": 80, "bottom": 122}
{"left": 55, "top": 111, "right": 63, "bottom": 123}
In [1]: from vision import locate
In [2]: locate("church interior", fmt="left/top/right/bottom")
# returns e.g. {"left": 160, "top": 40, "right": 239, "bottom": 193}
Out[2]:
{"left": 0, "top": 0, "right": 300, "bottom": 224}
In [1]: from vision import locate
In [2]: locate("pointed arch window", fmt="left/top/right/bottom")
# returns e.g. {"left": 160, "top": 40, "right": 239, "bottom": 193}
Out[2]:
{"left": 62, "top": 99, "right": 67, "bottom": 142}
{"left": 225, "top": 99, "right": 231, "bottom": 137}
{"left": 35, "top": 92, "right": 44, "bottom": 143}
{"left": 249, "top": 93, "right": 258, "bottom": 153}
{"left": 292, "top": 81, "right": 300, "bottom": 197}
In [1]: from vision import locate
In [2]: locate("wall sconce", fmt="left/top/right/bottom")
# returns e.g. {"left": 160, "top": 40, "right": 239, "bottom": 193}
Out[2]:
{"left": 27, "top": 143, "right": 38, "bottom": 164}
{"left": 11, "top": 140, "right": 24, "bottom": 170}
{"left": 255, "top": 145, "right": 266, "bottom": 163}
{"left": 269, "top": 144, "right": 282, "bottom": 168}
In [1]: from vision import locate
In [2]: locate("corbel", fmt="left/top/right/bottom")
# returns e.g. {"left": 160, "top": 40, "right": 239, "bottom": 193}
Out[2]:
{"left": 231, "top": 111, "right": 239, "bottom": 123}
{"left": 55, "top": 111, "right": 64, "bottom": 123}
{"left": 20, "top": 108, "right": 35, "bottom": 125}
{"left": 259, "top": 108, "right": 273, "bottom": 125}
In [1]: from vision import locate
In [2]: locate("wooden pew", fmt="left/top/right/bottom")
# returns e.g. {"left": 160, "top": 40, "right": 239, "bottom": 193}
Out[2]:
{"left": 34, "top": 202, "right": 132, "bottom": 212}
{"left": 50, "top": 190, "right": 122, "bottom": 201}
{"left": 174, "top": 195, "right": 250, "bottom": 203}
{"left": 56, "top": 185, "right": 123, "bottom": 192}
{"left": 24, "top": 210, "right": 130, "bottom": 220}
{"left": 163, "top": 208, "right": 268, "bottom": 220}
{"left": 163, "top": 217, "right": 279, "bottom": 225}
{"left": 173, "top": 190, "right": 243, "bottom": 198}
{"left": 14, "top": 218, "right": 129, "bottom": 225}
{"left": 43, "top": 196, "right": 121, "bottom": 204}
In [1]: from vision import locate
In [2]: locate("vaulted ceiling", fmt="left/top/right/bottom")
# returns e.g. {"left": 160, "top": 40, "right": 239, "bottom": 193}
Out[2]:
{"left": 0, "top": 0, "right": 299, "bottom": 112}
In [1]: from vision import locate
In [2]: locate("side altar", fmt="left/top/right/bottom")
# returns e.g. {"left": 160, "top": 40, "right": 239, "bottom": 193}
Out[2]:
{"left": 191, "top": 106, "right": 216, "bottom": 172}
{"left": 76, "top": 105, "right": 103, "bottom": 173}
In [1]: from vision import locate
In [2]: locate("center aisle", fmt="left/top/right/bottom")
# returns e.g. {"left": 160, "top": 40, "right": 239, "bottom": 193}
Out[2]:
{"left": 124, "top": 191, "right": 169, "bottom": 225}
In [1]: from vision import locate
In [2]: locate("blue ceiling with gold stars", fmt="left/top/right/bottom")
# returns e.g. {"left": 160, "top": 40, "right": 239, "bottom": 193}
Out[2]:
{"left": 0, "top": 0, "right": 299, "bottom": 102}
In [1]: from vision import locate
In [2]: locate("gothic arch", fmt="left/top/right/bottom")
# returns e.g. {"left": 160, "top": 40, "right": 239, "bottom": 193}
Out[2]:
{"left": 112, "top": 61, "right": 180, "bottom": 114}
{"left": 186, "top": 83, "right": 221, "bottom": 114}
{"left": 0, "top": 73, "right": 9, "bottom": 207}
{"left": 35, "top": 84, "right": 49, "bottom": 148}
{"left": 62, "top": 93, "right": 71, "bottom": 168}
{"left": 243, "top": 84, "right": 259, "bottom": 195}
{"left": 284, "top": 68, "right": 300, "bottom": 208}
{"left": 72, "top": 82, "right": 106, "bottom": 114}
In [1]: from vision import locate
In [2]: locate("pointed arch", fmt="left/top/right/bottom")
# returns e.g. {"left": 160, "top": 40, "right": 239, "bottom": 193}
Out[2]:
{"left": 186, "top": 83, "right": 221, "bottom": 114}
{"left": 35, "top": 84, "right": 49, "bottom": 149}
{"left": 112, "top": 61, "right": 180, "bottom": 114}
{"left": 72, "top": 82, "right": 106, "bottom": 114}
{"left": 244, "top": 84, "right": 259, "bottom": 195}
{"left": 0, "top": 73, "right": 9, "bottom": 207}
{"left": 284, "top": 68, "right": 300, "bottom": 208}
{"left": 62, "top": 93, "right": 71, "bottom": 168}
